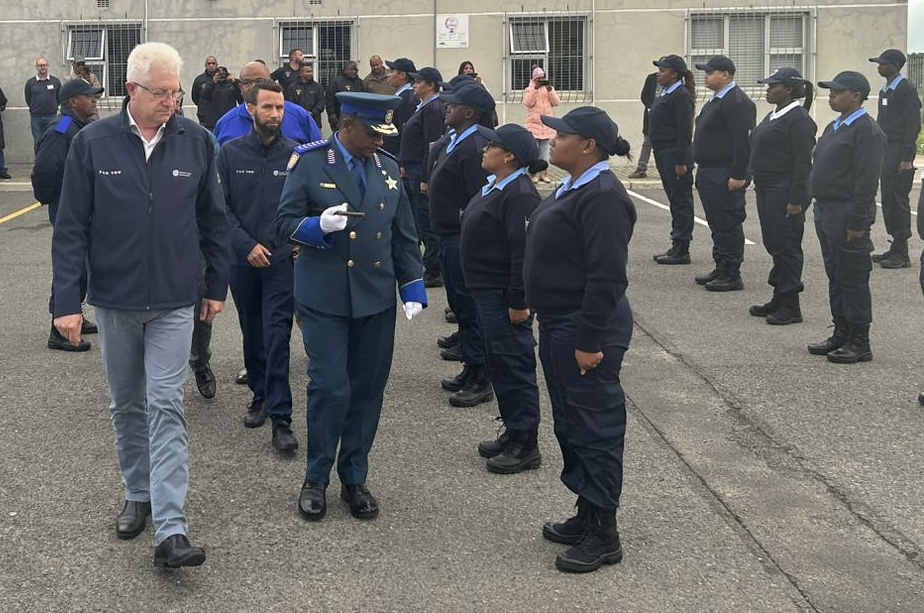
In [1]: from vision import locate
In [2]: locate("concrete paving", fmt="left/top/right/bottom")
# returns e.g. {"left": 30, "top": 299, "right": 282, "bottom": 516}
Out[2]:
{"left": 1, "top": 166, "right": 923, "bottom": 612}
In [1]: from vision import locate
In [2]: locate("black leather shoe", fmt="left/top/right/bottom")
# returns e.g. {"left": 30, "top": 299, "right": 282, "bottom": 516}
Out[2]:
{"left": 194, "top": 366, "right": 216, "bottom": 399}
{"left": 272, "top": 421, "right": 299, "bottom": 453}
{"left": 437, "top": 331, "right": 459, "bottom": 349}
{"left": 704, "top": 274, "right": 743, "bottom": 292}
{"left": 441, "top": 363, "right": 474, "bottom": 392}
{"left": 235, "top": 368, "right": 248, "bottom": 385}
{"left": 0, "top": 170, "right": 11, "bottom": 180}
{"left": 80, "top": 315, "right": 98, "bottom": 335}
{"left": 424, "top": 273, "right": 443, "bottom": 288}
{"left": 47, "top": 325, "right": 90, "bottom": 352}
{"left": 298, "top": 483, "right": 327, "bottom": 520}
{"left": 449, "top": 366, "right": 494, "bottom": 407}
{"left": 694, "top": 268, "right": 719, "bottom": 285}
{"left": 243, "top": 397, "right": 267, "bottom": 428}
{"left": 478, "top": 426, "right": 510, "bottom": 458}
{"left": 445, "top": 310, "right": 458, "bottom": 324}
{"left": 116, "top": 500, "right": 151, "bottom": 539}
{"left": 341, "top": 484, "right": 379, "bottom": 520}
{"left": 153, "top": 534, "right": 206, "bottom": 568}
{"left": 440, "top": 344, "right": 462, "bottom": 362}
{"left": 918, "top": 392, "right": 924, "bottom": 406}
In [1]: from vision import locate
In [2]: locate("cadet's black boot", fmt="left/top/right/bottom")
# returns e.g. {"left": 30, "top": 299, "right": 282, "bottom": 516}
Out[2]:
{"left": 486, "top": 428, "right": 541, "bottom": 474}
{"left": 765, "top": 292, "right": 803, "bottom": 325}
{"left": 879, "top": 238, "right": 911, "bottom": 269}
{"left": 439, "top": 344, "right": 462, "bottom": 362}
{"left": 748, "top": 292, "right": 780, "bottom": 317}
{"left": 441, "top": 363, "right": 475, "bottom": 392}
{"left": 827, "top": 324, "right": 873, "bottom": 363}
{"left": 448, "top": 366, "right": 494, "bottom": 407}
{"left": 871, "top": 240, "right": 896, "bottom": 263}
{"left": 705, "top": 263, "right": 743, "bottom": 292}
{"left": 694, "top": 266, "right": 720, "bottom": 286}
{"left": 807, "top": 317, "right": 848, "bottom": 355}
{"left": 542, "top": 498, "right": 591, "bottom": 545}
{"left": 653, "top": 241, "right": 691, "bottom": 265}
{"left": 555, "top": 506, "right": 623, "bottom": 573}
{"left": 436, "top": 331, "right": 459, "bottom": 349}
{"left": 477, "top": 419, "right": 510, "bottom": 458}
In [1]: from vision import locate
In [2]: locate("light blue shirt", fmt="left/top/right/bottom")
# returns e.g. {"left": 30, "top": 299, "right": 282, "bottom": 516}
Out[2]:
{"left": 396, "top": 83, "right": 413, "bottom": 96}
{"left": 662, "top": 80, "right": 683, "bottom": 96}
{"left": 555, "top": 161, "right": 611, "bottom": 199}
{"left": 883, "top": 73, "right": 905, "bottom": 92}
{"left": 712, "top": 81, "right": 737, "bottom": 100}
{"left": 333, "top": 133, "right": 359, "bottom": 169}
{"left": 416, "top": 94, "right": 439, "bottom": 112}
{"left": 833, "top": 107, "right": 868, "bottom": 131}
{"left": 446, "top": 124, "right": 479, "bottom": 154}
{"left": 481, "top": 168, "right": 527, "bottom": 196}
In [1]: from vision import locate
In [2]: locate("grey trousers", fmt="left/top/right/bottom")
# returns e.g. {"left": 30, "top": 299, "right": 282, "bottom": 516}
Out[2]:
{"left": 96, "top": 306, "right": 194, "bottom": 545}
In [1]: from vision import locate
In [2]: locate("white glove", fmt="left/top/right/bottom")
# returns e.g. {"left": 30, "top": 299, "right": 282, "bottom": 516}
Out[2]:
{"left": 403, "top": 301, "right": 423, "bottom": 321}
{"left": 319, "top": 203, "right": 348, "bottom": 234}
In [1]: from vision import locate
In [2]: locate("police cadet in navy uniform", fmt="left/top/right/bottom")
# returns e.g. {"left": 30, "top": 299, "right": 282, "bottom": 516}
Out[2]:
{"left": 429, "top": 83, "right": 496, "bottom": 407}
{"left": 868, "top": 49, "right": 922, "bottom": 269}
{"left": 748, "top": 67, "right": 817, "bottom": 326}
{"left": 276, "top": 92, "right": 426, "bottom": 521}
{"left": 808, "top": 71, "right": 886, "bottom": 363}
{"left": 383, "top": 57, "right": 418, "bottom": 157}
{"left": 523, "top": 107, "right": 636, "bottom": 573}
{"left": 32, "top": 78, "right": 104, "bottom": 352}
{"left": 460, "top": 124, "right": 546, "bottom": 473}
{"left": 218, "top": 81, "right": 299, "bottom": 453}
{"left": 692, "top": 55, "right": 757, "bottom": 291}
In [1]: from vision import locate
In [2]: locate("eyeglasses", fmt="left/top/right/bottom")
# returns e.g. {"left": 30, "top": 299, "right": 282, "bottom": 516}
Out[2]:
{"left": 132, "top": 81, "right": 183, "bottom": 102}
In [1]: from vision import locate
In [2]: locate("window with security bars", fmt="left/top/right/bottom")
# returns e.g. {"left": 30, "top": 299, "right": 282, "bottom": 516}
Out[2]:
{"left": 508, "top": 16, "right": 586, "bottom": 97}
{"left": 67, "top": 23, "right": 141, "bottom": 99}
{"left": 279, "top": 21, "right": 352, "bottom": 92}
{"left": 689, "top": 12, "right": 808, "bottom": 96}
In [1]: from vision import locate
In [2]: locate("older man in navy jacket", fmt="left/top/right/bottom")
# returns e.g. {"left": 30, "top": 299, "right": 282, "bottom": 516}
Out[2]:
{"left": 51, "top": 43, "right": 229, "bottom": 568}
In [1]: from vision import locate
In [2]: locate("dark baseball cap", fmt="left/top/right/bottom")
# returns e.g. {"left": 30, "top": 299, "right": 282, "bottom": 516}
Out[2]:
{"left": 337, "top": 92, "right": 401, "bottom": 136}
{"left": 439, "top": 83, "right": 495, "bottom": 113}
{"left": 757, "top": 67, "right": 805, "bottom": 84}
{"left": 540, "top": 106, "right": 622, "bottom": 155}
{"left": 868, "top": 49, "right": 906, "bottom": 67}
{"left": 481, "top": 124, "right": 539, "bottom": 168}
{"left": 653, "top": 55, "right": 688, "bottom": 73}
{"left": 817, "top": 70, "right": 871, "bottom": 96}
{"left": 441, "top": 74, "right": 476, "bottom": 91}
{"left": 409, "top": 67, "right": 443, "bottom": 86}
{"left": 695, "top": 55, "right": 736, "bottom": 74}
{"left": 58, "top": 78, "right": 104, "bottom": 103}
{"left": 385, "top": 57, "right": 416, "bottom": 74}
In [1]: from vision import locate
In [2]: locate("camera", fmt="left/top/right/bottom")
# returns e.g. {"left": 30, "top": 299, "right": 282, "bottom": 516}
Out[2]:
{"left": 536, "top": 79, "right": 550, "bottom": 87}
{"left": 216, "top": 66, "right": 230, "bottom": 80}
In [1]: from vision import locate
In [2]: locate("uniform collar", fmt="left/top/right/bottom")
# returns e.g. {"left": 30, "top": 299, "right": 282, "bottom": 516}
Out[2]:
{"left": 333, "top": 133, "right": 356, "bottom": 167}
{"left": 482, "top": 168, "right": 526, "bottom": 196}
{"left": 712, "top": 81, "right": 736, "bottom": 100}
{"left": 833, "top": 107, "right": 867, "bottom": 130}
{"left": 396, "top": 82, "right": 413, "bottom": 96}
{"left": 662, "top": 80, "right": 683, "bottom": 96}
{"left": 769, "top": 100, "right": 801, "bottom": 121}
{"left": 446, "top": 124, "right": 478, "bottom": 154}
{"left": 416, "top": 93, "right": 439, "bottom": 111}
{"left": 883, "top": 73, "right": 905, "bottom": 92}
{"left": 555, "top": 161, "right": 610, "bottom": 199}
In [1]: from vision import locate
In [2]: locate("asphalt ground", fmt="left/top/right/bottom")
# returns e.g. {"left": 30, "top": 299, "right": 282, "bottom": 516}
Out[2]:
{"left": 1, "top": 164, "right": 924, "bottom": 613}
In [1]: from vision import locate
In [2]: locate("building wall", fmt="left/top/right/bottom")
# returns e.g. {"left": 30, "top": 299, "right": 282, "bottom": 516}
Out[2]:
{"left": 0, "top": 0, "right": 908, "bottom": 163}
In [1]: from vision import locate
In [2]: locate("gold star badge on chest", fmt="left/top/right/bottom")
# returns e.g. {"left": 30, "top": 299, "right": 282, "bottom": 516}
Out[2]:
{"left": 385, "top": 175, "right": 398, "bottom": 190}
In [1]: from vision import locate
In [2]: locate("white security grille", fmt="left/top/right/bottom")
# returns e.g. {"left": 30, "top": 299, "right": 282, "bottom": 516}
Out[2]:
{"left": 66, "top": 22, "right": 142, "bottom": 101}
{"left": 506, "top": 13, "right": 589, "bottom": 102}
{"left": 278, "top": 21, "right": 353, "bottom": 91}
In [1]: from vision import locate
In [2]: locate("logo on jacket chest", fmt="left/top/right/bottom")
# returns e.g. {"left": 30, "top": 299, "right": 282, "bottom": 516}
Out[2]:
{"left": 172, "top": 169, "right": 193, "bottom": 178}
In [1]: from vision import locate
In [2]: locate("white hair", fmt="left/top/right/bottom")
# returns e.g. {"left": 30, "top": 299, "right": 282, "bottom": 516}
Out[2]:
{"left": 126, "top": 42, "right": 183, "bottom": 83}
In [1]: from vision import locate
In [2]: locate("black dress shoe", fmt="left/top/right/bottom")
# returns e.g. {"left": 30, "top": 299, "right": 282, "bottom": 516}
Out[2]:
{"left": 235, "top": 368, "right": 248, "bottom": 385}
{"left": 243, "top": 397, "right": 267, "bottom": 428}
{"left": 272, "top": 421, "right": 299, "bottom": 453}
{"left": 423, "top": 273, "right": 443, "bottom": 288}
{"left": 440, "top": 344, "right": 462, "bottom": 362}
{"left": 153, "top": 534, "right": 206, "bottom": 568}
{"left": 436, "top": 331, "right": 459, "bottom": 349}
{"left": 116, "top": 500, "right": 151, "bottom": 539}
{"left": 47, "top": 326, "right": 90, "bottom": 352}
{"left": 441, "top": 363, "right": 474, "bottom": 392}
{"left": 341, "top": 484, "right": 379, "bottom": 520}
{"left": 80, "top": 316, "right": 98, "bottom": 335}
{"left": 194, "top": 366, "right": 216, "bottom": 399}
{"left": 445, "top": 310, "right": 458, "bottom": 324}
{"left": 694, "top": 268, "right": 719, "bottom": 285}
{"left": 298, "top": 483, "right": 327, "bottom": 521}
{"left": 0, "top": 170, "right": 11, "bottom": 180}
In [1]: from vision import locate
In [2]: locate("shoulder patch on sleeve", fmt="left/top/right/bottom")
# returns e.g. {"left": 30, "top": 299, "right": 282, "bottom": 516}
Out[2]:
{"left": 54, "top": 116, "right": 73, "bottom": 134}
{"left": 287, "top": 139, "right": 330, "bottom": 171}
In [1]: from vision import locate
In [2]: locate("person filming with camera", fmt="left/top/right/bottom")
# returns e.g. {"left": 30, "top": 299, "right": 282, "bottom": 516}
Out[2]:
{"left": 202, "top": 65, "right": 242, "bottom": 124}
{"left": 523, "top": 66, "right": 559, "bottom": 184}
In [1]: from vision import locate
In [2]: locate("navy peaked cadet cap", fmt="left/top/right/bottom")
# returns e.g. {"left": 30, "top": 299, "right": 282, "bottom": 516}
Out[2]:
{"left": 817, "top": 70, "right": 870, "bottom": 96}
{"left": 408, "top": 67, "right": 443, "bottom": 85}
{"left": 481, "top": 124, "right": 539, "bottom": 168}
{"left": 869, "top": 49, "right": 906, "bottom": 66}
{"left": 439, "top": 83, "right": 495, "bottom": 113}
{"left": 59, "top": 78, "right": 104, "bottom": 103}
{"left": 758, "top": 66, "right": 804, "bottom": 84}
{"left": 653, "top": 55, "right": 688, "bottom": 73}
{"left": 336, "top": 92, "right": 401, "bottom": 136}
{"left": 541, "top": 106, "right": 620, "bottom": 153}
{"left": 695, "top": 55, "right": 736, "bottom": 74}
{"left": 385, "top": 57, "right": 416, "bottom": 73}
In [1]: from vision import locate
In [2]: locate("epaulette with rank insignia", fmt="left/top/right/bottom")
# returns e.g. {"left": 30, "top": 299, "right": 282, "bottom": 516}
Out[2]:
{"left": 287, "top": 139, "right": 330, "bottom": 171}
{"left": 375, "top": 147, "right": 397, "bottom": 163}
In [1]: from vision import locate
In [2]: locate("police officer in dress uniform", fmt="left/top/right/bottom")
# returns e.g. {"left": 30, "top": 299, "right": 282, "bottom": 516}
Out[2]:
{"left": 276, "top": 92, "right": 427, "bottom": 521}
{"left": 219, "top": 81, "right": 299, "bottom": 453}
{"left": 523, "top": 107, "right": 636, "bottom": 574}
{"left": 460, "top": 124, "right": 546, "bottom": 473}
{"left": 807, "top": 71, "right": 886, "bottom": 364}
{"left": 748, "top": 67, "right": 817, "bottom": 325}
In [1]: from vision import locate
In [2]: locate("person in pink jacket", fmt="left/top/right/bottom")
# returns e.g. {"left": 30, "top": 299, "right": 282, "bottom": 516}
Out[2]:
{"left": 523, "top": 66, "right": 560, "bottom": 183}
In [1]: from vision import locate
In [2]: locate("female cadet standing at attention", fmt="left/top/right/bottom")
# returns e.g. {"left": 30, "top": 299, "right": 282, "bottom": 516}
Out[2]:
{"left": 649, "top": 54, "right": 696, "bottom": 265}
{"left": 748, "top": 67, "right": 816, "bottom": 325}
{"left": 523, "top": 107, "right": 636, "bottom": 573}
{"left": 459, "top": 124, "right": 547, "bottom": 474}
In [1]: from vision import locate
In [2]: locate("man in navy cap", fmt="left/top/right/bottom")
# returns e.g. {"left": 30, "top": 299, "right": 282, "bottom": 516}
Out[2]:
{"left": 692, "top": 55, "right": 756, "bottom": 292}
{"left": 807, "top": 71, "right": 886, "bottom": 364}
{"left": 33, "top": 77, "right": 105, "bottom": 351}
{"left": 868, "top": 49, "right": 922, "bottom": 269}
{"left": 277, "top": 91, "right": 426, "bottom": 522}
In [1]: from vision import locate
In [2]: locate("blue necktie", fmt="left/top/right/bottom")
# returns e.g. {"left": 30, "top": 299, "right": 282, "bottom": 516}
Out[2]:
{"left": 350, "top": 158, "right": 366, "bottom": 198}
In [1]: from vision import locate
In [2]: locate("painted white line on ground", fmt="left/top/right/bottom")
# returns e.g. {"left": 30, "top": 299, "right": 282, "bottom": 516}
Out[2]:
{"left": 627, "top": 188, "right": 756, "bottom": 245}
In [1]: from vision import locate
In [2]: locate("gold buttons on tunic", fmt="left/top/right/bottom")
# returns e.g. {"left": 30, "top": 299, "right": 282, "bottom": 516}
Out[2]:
{"left": 379, "top": 203, "right": 385, "bottom": 210}
{"left": 349, "top": 231, "right": 357, "bottom": 239}
{"left": 347, "top": 260, "right": 354, "bottom": 268}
